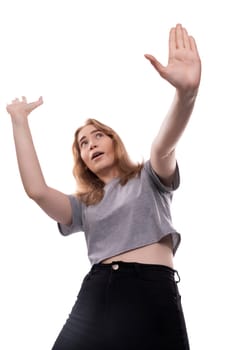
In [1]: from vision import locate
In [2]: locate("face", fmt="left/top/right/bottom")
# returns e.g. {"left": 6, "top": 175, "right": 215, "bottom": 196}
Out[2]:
{"left": 78, "top": 124, "right": 119, "bottom": 181}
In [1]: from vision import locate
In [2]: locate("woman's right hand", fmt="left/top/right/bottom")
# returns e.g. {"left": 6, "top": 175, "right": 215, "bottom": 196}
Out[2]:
{"left": 6, "top": 96, "right": 43, "bottom": 121}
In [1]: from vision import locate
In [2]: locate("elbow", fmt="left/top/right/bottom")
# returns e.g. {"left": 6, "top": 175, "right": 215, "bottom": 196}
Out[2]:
{"left": 151, "top": 139, "right": 175, "bottom": 159}
{"left": 151, "top": 144, "right": 175, "bottom": 159}
{"left": 24, "top": 185, "right": 48, "bottom": 202}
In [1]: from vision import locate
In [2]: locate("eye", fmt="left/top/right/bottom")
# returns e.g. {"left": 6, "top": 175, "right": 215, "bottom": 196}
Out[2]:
{"left": 80, "top": 139, "right": 88, "bottom": 148}
{"left": 95, "top": 132, "right": 104, "bottom": 139}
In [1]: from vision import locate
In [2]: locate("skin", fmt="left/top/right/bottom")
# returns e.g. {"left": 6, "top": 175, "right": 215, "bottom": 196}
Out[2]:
{"left": 6, "top": 24, "right": 201, "bottom": 267}
{"left": 77, "top": 125, "right": 120, "bottom": 183}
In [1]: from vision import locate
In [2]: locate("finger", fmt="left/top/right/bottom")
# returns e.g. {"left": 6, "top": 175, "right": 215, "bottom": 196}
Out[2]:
{"left": 169, "top": 27, "right": 176, "bottom": 55}
{"left": 28, "top": 97, "right": 43, "bottom": 111}
{"left": 22, "top": 96, "right": 27, "bottom": 103}
{"left": 144, "top": 54, "right": 164, "bottom": 73}
{"left": 30, "top": 96, "right": 43, "bottom": 106}
{"left": 38, "top": 96, "right": 43, "bottom": 104}
{"left": 189, "top": 36, "right": 200, "bottom": 57}
{"left": 27, "top": 102, "right": 39, "bottom": 111}
{"left": 144, "top": 54, "right": 155, "bottom": 61}
{"left": 175, "top": 23, "right": 184, "bottom": 49}
{"left": 182, "top": 27, "right": 191, "bottom": 49}
{"left": 37, "top": 96, "right": 43, "bottom": 106}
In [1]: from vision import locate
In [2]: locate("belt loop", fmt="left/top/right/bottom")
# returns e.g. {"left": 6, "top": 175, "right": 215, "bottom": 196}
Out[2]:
{"left": 174, "top": 269, "right": 181, "bottom": 283}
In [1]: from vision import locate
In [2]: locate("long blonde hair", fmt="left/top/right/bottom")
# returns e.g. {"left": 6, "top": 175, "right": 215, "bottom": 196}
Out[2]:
{"left": 72, "top": 118, "right": 143, "bottom": 205}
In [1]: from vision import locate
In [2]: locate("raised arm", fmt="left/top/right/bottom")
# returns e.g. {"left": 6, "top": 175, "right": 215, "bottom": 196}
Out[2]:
{"left": 6, "top": 97, "right": 72, "bottom": 225}
{"left": 145, "top": 23, "right": 201, "bottom": 186}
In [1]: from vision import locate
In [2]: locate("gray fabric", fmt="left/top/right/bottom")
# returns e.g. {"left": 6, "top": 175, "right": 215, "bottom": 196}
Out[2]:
{"left": 58, "top": 160, "right": 181, "bottom": 265}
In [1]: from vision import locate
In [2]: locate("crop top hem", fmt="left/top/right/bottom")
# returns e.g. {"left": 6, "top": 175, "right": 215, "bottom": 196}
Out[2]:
{"left": 88, "top": 231, "right": 180, "bottom": 265}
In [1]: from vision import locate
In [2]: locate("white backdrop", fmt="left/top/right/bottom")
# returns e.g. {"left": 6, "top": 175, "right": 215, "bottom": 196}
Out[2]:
{"left": 1, "top": 0, "right": 232, "bottom": 349}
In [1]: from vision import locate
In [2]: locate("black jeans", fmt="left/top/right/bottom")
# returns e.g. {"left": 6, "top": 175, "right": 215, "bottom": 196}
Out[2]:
{"left": 52, "top": 261, "right": 190, "bottom": 349}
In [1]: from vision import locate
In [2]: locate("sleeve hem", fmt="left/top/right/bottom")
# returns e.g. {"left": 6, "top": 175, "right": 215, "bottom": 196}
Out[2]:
{"left": 145, "top": 160, "right": 180, "bottom": 192}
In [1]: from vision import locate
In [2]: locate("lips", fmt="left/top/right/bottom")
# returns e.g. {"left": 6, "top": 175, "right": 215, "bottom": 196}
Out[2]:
{"left": 91, "top": 151, "right": 104, "bottom": 160}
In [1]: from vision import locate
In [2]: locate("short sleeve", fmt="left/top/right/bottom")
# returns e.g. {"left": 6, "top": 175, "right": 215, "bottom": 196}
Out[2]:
{"left": 57, "top": 194, "right": 84, "bottom": 235}
{"left": 144, "top": 160, "right": 180, "bottom": 193}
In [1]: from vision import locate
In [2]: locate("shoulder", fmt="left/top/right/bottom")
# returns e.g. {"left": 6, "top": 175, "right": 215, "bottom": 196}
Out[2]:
{"left": 143, "top": 160, "right": 180, "bottom": 193}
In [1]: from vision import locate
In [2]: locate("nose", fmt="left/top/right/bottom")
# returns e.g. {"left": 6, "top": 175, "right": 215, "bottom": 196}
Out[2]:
{"left": 89, "top": 141, "right": 97, "bottom": 150}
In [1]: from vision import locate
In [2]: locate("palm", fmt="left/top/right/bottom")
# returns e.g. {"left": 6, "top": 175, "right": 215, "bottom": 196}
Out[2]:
{"left": 165, "top": 48, "right": 201, "bottom": 90}
{"left": 145, "top": 24, "right": 201, "bottom": 92}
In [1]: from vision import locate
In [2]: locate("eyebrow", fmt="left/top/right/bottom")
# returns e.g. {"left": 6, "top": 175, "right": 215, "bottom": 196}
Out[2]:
{"left": 78, "top": 129, "right": 101, "bottom": 145}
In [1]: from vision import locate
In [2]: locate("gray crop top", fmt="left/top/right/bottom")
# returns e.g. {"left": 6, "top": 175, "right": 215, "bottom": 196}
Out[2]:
{"left": 58, "top": 160, "right": 181, "bottom": 265}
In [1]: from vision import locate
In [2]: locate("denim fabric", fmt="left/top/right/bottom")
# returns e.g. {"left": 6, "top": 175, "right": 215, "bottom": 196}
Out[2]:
{"left": 52, "top": 261, "right": 190, "bottom": 350}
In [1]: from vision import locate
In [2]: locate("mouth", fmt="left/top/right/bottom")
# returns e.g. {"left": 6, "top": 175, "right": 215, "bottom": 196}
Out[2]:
{"left": 91, "top": 151, "right": 104, "bottom": 160}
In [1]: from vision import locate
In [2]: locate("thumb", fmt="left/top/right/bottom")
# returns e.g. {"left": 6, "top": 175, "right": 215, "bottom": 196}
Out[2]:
{"left": 144, "top": 54, "right": 165, "bottom": 75}
{"left": 28, "top": 96, "right": 43, "bottom": 111}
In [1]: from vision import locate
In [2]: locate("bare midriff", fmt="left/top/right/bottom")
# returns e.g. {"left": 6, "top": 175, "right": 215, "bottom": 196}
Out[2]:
{"left": 101, "top": 234, "right": 174, "bottom": 268}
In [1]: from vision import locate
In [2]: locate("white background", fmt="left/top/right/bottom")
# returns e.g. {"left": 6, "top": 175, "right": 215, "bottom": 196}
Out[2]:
{"left": 1, "top": 0, "right": 232, "bottom": 349}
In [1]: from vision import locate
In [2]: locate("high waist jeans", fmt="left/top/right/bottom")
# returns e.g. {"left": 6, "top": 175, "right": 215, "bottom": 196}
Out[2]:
{"left": 52, "top": 261, "right": 190, "bottom": 349}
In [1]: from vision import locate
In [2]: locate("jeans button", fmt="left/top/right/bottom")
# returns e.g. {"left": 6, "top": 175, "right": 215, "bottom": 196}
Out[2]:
{"left": 112, "top": 263, "right": 119, "bottom": 270}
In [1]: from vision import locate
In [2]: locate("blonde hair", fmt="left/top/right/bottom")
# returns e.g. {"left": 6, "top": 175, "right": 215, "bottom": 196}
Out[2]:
{"left": 72, "top": 118, "right": 143, "bottom": 205}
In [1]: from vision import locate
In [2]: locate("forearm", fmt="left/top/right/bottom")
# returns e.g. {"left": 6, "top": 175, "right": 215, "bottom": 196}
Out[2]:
{"left": 152, "top": 89, "right": 198, "bottom": 157}
{"left": 11, "top": 119, "right": 47, "bottom": 199}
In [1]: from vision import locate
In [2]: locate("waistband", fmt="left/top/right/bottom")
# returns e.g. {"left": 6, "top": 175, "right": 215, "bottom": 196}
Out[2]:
{"left": 91, "top": 261, "right": 180, "bottom": 282}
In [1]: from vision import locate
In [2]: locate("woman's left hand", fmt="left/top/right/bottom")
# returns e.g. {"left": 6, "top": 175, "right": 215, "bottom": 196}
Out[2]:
{"left": 145, "top": 23, "right": 201, "bottom": 95}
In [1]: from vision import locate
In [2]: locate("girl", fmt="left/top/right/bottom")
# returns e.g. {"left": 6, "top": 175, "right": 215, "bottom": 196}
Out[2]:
{"left": 7, "top": 23, "right": 201, "bottom": 349}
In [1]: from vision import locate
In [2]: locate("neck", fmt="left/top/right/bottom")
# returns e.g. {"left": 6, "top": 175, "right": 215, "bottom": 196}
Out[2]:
{"left": 97, "top": 167, "right": 120, "bottom": 184}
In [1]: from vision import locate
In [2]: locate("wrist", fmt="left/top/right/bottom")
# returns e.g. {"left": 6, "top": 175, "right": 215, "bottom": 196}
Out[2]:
{"left": 10, "top": 115, "right": 29, "bottom": 127}
{"left": 176, "top": 88, "right": 198, "bottom": 104}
